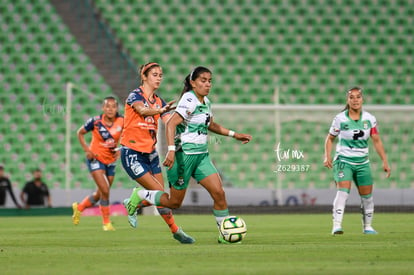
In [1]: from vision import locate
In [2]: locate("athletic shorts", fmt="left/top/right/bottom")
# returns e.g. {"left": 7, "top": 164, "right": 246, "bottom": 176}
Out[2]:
{"left": 333, "top": 158, "right": 373, "bottom": 186}
{"left": 121, "top": 146, "right": 161, "bottom": 180}
{"left": 167, "top": 150, "right": 218, "bottom": 190}
{"left": 86, "top": 158, "right": 116, "bottom": 176}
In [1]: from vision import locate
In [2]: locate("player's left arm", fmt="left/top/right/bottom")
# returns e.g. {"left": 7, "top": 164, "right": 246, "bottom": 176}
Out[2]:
{"left": 371, "top": 131, "right": 391, "bottom": 178}
{"left": 208, "top": 118, "right": 252, "bottom": 144}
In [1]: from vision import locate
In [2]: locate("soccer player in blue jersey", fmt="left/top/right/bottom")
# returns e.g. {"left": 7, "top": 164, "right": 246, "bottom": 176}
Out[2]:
{"left": 124, "top": 66, "right": 252, "bottom": 243}
{"left": 324, "top": 87, "right": 391, "bottom": 235}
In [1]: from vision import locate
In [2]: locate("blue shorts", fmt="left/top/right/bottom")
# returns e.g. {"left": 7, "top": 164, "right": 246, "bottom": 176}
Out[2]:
{"left": 86, "top": 159, "right": 116, "bottom": 176}
{"left": 121, "top": 146, "right": 162, "bottom": 180}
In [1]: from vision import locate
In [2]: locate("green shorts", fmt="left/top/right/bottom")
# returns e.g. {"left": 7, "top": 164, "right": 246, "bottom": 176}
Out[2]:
{"left": 167, "top": 151, "right": 218, "bottom": 190}
{"left": 333, "top": 159, "right": 373, "bottom": 186}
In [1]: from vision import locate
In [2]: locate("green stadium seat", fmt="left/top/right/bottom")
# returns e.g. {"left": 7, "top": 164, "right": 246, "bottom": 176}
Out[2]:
{"left": 3, "top": 0, "right": 413, "bottom": 190}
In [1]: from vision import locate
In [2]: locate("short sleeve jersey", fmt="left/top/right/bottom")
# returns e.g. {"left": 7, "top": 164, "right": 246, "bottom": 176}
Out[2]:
{"left": 84, "top": 114, "right": 124, "bottom": 164}
{"left": 22, "top": 181, "right": 49, "bottom": 205}
{"left": 329, "top": 110, "right": 377, "bottom": 164}
{"left": 120, "top": 87, "right": 167, "bottom": 153}
{"left": 175, "top": 91, "right": 212, "bottom": 154}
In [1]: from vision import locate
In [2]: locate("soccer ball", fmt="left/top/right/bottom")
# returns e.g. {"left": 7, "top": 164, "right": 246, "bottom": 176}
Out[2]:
{"left": 219, "top": 216, "right": 247, "bottom": 243}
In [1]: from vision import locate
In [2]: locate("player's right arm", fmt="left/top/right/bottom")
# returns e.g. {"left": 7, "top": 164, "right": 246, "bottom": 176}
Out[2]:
{"left": 20, "top": 184, "right": 28, "bottom": 209}
{"left": 77, "top": 126, "right": 95, "bottom": 160}
{"left": 131, "top": 100, "right": 175, "bottom": 116}
{"left": 162, "top": 112, "right": 184, "bottom": 169}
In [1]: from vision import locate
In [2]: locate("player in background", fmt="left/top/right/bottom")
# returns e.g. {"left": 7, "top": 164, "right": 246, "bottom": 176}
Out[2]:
{"left": 324, "top": 87, "right": 391, "bottom": 235}
{"left": 120, "top": 62, "right": 194, "bottom": 244}
{"left": 124, "top": 66, "right": 252, "bottom": 244}
{"left": 72, "top": 96, "right": 123, "bottom": 231}
{"left": 0, "top": 165, "right": 21, "bottom": 208}
{"left": 21, "top": 168, "right": 51, "bottom": 208}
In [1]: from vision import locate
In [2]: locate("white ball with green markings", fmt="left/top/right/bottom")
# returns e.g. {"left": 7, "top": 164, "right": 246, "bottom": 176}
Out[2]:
{"left": 219, "top": 216, "right": 247, "bottom": 243}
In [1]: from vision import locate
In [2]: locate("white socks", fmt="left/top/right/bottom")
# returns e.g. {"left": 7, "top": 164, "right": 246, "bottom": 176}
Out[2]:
{"left": 361, "top": 195, "right": 374, "bottom": 229}
{"left": 332, "top": 190, "right": 349, "bottom": 228}
{"left": 138, "top": 189, "right": 161, "bottom": 205}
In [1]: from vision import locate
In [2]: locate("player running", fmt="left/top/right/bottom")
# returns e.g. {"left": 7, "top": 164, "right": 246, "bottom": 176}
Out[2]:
{"left": 124, "top": 66, "right": 252, "bottom": 244}
{"left": 72, "top": 96, "right": 123, "bottom": 231}
{"left": 324, "top": 87, "right": 391, "bottom": 235}
{"left": 120, "top": 62, "right": 194, "bottom": 244}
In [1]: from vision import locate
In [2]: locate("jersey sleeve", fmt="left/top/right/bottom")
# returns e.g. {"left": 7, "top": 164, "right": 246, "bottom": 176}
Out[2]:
{"left": 83, "top": 117, "right": 95, "bottom": 132}
{"left": 175, "top": 93, "right": 196, "bottom": 120}
{"left": 126, "top": 91, "right": 145, "bottom": 106}
{"left": 22, "top": 183, "right": 29, "bottom": 193}
{"left": 43, "top": 184, "right": 50, "bottom": 196}
{"left": 371, "top": 115, "right": 377, "bottom": 128}
{"left": 205, "top": 97, "right": 213, "bottom": 118}
{"left": 370, "top": 115, "right": 378, "bottom": 135}
{"left": 328, "top": 115, "right": 341, "bottom": 136}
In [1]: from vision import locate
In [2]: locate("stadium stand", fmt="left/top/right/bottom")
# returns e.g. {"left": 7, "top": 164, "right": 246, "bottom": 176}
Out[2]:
{"left": 94, "top": 0, "right": 413, "bottom": 105}
{"left": 0, "top": 0, "right": 132, "bottom": 189}
{"left": 0, "top": 0, "right": 412, "bottom": 191}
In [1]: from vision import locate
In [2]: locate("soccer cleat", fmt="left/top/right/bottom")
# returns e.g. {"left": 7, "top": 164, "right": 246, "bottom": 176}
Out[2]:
{"left": 72, "top": 202, "right": 81, "bottom": 225}
{"left": 363, "top": 226, "right": 378, "bottom": 234}
{"left": 173, "top": 227, "right": 195, "bottom": 244}
{"left": 332, "top": 227, "right": 344, "bottom": 235}
{"left": 102, "top": 222, "right": 116, "bottom": 231}
{"left": 124, "top": 187, "right": 143, "bottom": 216}
{"left": 218, "top": 235, "right": 241, "bottom": 244}
{"left": 123, "top": 198, "right": 138, "bottom": 228}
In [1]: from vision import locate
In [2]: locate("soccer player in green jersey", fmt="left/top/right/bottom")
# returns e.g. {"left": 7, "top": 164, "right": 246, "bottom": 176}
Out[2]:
{"left": 324, "top": 87, "right": 391, "bottom": 235}
{"left": 124, "top": 66, "right": 252, "bottom": 243}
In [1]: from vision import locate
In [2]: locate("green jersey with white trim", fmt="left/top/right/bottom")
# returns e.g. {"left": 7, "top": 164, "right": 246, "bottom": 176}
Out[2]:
{"left": 174, "top": 91, "right": 212, "bottom": 154}
{"left": 329, "top": 110, "right": 377, "bottom": 164}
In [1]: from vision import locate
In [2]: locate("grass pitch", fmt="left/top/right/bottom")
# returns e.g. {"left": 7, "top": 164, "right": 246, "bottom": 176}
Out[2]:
{"left": 1, "top": 213, "right": 413, "bottom": 275}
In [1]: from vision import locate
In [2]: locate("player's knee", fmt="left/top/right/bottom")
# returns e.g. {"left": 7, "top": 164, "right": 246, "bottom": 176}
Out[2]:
{"left": 100, "top": 190, "right": 109, "bottom": 199}
{"left": 212, "top": 189, "right": 226, "bottom": 202}
{"left": 166, "top": 197, "right": 183, "bottom": 209}
{"left": 169, "top": 201, "right": 182, "bottom": 209}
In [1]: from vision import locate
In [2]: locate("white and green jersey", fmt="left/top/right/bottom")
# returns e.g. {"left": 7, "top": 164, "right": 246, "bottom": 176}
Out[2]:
{"left": 174, "top": 91, "right": 212, "bottom": 154}
{"left": 329, "top": 110, "right": 377, "bottom": 165}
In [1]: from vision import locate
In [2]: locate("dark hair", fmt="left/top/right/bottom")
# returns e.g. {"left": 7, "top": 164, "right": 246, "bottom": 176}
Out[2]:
{"left": 102, "top": 96, "right": 120, "bottom": 117}
{"left": 181, "top": 66, "right": 212, "bottom": 96}
{"left": 342, "top": 86, "right": 363, "bottom": 111}
{"left": 103, "top": 96, "right": 117, "bottom": 104}
{"left": 139, "top": 62, "right": 160, "bottom": 84}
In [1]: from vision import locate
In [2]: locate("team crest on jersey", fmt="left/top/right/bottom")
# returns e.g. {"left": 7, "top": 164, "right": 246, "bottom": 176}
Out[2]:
{"left": 99, "top": 126, "right": 110, "bottom": 139}
{"left": 363, "top": 121, "right": 368, "bottom": 129}
{"left": 145, "top": 116, "right": 155, "bottom": 124}
{"left": 177, "top": 177, "right": 184, "bottom": 186}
